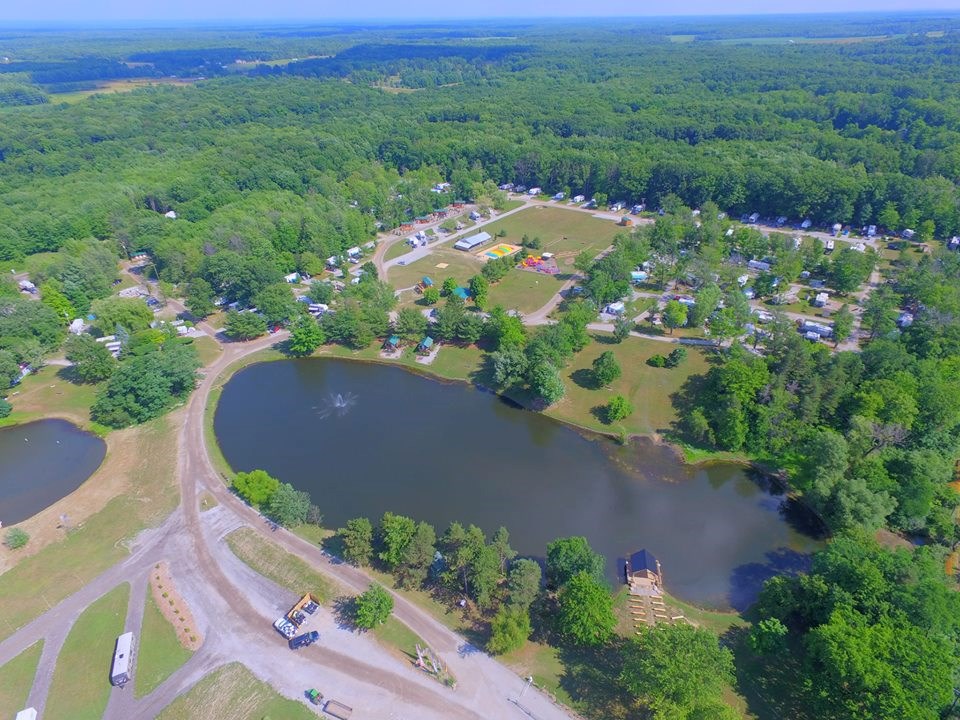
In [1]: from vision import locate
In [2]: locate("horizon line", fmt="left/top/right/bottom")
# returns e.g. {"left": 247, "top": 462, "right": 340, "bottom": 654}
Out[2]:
{"left": 2, "top": 8, "right": 960, "bottom": 28}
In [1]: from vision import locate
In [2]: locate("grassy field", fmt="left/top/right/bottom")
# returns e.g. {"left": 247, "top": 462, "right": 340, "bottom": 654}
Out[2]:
{"left": 487, "top": 266, "right": 569, "bottom": 314}
{"left": 225, "top": 527, "right": 337, "bottom": 603}
{"left": 191, "top": 335, "right": 222, "bottom": 366}
{"left": 320, "top": 338, "right": 486, "bottom": 385}
{"left": 156, "top": 662, "right": 317, "bottom": 720}
{"left": 135, "top": 593, "right": 194, "bottom": 698}
{"left": 384, "top": 240, "right": 415, "bottom": 262}
{"left": 503, "top": 642, "right": 573, "bottom": 706}
{"left": 546, "top": 334, "right": 712, "bottom": 436}
{"left": 45, "top": 583, "right": 130, "bottom": 720}
{"left": 0, "top": 365, "right": 101, "bottom": 430}
{"left": 0, "top": 640, "right": 43, "bottom": 718}
{"left": 49, "top": 78, "right": 195, "bottom": 104}
{"left": 388, "top": 246, "right": 484, "bottom": 293}
{"left": 0, "top": 417, "right": 178, "bottom": 640}
{"left": 372, "top": 616, "right": 425, "bottom": 663}
{"left": 484, "top": 206, "right": 623, "bottom": 258}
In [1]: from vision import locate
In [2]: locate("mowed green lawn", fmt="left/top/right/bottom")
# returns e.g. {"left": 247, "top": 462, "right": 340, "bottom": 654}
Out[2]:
{"left": 387, "top": 246, "right": 484, "bottom": 294}
{"left": 0, "top": 640, "right": 43, "bottom": 718}
{"left": 484, "top": 206, "right": 624, "bottom": 259}
{"left": 547, "top": 334, "right": 712, "bottom": 436}
{"left": 225, "top": 527, "right": 337, "bottom": 603}
{"left": 135, "top": 593, "right": 194, "bottom": 698}
{"left": 487, "top": 267, "right": 568, "bottom": 314}
{"left": 483, "top": 206, "right": 625, "bottom": 312}
{"left": 0, "top": 364, "right": 100, "bottom": 430}
{"left": 45, "top": 583, "right": 130, "bottom": 720}
{"left": 372, "top": 616, "right": 425, "bottom": 663}
{"left": 156, "top": 662, "right": 317, "bottom": 720}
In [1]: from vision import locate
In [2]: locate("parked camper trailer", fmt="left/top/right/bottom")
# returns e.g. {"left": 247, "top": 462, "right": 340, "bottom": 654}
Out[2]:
{"left": 111, "top": 632, "right": 135, "bottom": 687}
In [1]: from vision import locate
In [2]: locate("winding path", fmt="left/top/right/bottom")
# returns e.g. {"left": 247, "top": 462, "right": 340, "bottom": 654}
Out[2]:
{"left": 0, "top": 332, "right": 576, "bottom": 720}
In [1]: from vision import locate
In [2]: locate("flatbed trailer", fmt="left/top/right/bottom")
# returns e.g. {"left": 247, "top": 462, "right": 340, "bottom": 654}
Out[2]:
{"left": 273, "top": 592, "right": 321, "bottom": 638}
{"left": 324, "top": 699, "right": 353, "bottom": 719}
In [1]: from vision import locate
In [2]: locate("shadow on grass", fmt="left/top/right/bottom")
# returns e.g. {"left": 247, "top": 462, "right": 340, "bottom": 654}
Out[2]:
{"left": 591, "top": 333, "right": 621, "bottom": 345}
{"left": 638, "top": 324, "right": 667, "bottom": 337}
{"left": 556, "top": 639, "right": 636, "bottom": 719}
{"left": 571, "top": 368, "right": 598, "bottom": 390}
{"left": 727, "top": 627, "right": 812, "bottom": 720}
{"left": 590, "top": 405, "right": 610, "bottom": 425}
{"left": 55, "top": 364, "right": 86, "bottom": 385}
{"left": 332, "top": 595, "right": 360, "bottom": 631}
{"left": 320, "top": 534, "right": 346, "bottom": 560}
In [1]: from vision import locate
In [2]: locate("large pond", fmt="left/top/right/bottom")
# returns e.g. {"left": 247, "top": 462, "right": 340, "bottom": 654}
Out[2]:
{"left": 215, "top": 359, "right": 823, "bottom": 610}
{"left": 0, "top": 419, "right": 107, "bottom": 526}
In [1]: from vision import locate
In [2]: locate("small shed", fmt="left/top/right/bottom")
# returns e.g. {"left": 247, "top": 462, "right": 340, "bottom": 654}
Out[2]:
{"left": 384, "top": 335, "right": 400, "bottom": 349}
{"left": 418, "top": 336, "right": 434, "bottom": 353}
{"left": 624, "top": 549, "right": 663, "bottom": 593}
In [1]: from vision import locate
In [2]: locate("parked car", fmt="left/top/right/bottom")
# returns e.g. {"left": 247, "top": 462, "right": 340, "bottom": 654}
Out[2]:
{"left": 288, "top": 630, "right": 320, "bottom": 650}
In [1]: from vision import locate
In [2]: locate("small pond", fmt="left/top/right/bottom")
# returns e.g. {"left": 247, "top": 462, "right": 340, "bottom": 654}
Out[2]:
{"left": 214, "top": 359, "right": 823, "bottom": 610}
{"left": 0, "top": 419, "right": 107, "bottom": 526}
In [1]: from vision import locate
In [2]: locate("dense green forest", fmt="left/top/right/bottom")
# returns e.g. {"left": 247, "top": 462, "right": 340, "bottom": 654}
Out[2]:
{"left": 3, "top": 15, "right": 960, "bottom": 719}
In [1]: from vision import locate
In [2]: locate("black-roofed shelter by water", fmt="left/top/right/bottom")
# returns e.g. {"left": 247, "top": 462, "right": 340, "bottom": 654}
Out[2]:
{"left": 625, "top": 549, "right": 663, "bottom": 595}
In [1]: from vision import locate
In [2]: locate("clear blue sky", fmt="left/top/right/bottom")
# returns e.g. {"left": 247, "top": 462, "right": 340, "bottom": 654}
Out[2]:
{"left": 5, "top": 0, "right": 960, "bottom": 22}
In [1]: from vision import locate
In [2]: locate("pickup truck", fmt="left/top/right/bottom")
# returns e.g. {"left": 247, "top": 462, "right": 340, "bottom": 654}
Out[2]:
{"left": 288, "top": 630, "right": 320, "bottom": 650}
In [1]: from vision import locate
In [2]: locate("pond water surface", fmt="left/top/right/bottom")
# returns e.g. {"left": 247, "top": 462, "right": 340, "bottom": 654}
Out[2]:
{"left": 214, "top": 359, "right": 823, "bottom": 610}
{"left": 0, "top": 419, "right": 106, "bottom": 526}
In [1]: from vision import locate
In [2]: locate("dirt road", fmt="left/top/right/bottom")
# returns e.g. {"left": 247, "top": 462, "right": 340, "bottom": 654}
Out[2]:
{"left": 0, "top": 331, "right": 575, "bottom": 720}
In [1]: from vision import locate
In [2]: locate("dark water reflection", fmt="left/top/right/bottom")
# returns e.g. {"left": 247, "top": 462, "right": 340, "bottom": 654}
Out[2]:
{"left": 214, "top": 359, "right": 823, "bottom": 609}
{"left": 0, "top": 419, "right": 106, "bottom": 525}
